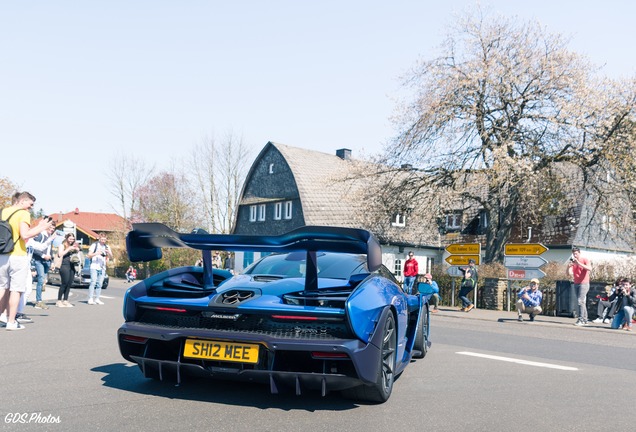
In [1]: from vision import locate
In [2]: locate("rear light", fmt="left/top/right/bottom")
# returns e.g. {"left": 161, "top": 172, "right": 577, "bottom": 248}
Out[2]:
{"left": 311, "top": 352, "right": 349, "bottom": 359}
{"left": 141, "top": 306, "right": 188, "bottom": 313}
{"left": 155, "top": 306, "right": 188, "bottom": 312}
{"left": 122, "top": 335, "right": 148, "bottom": 343}
{"left": 271, "top": 315, "right": 319, "bottom": 321}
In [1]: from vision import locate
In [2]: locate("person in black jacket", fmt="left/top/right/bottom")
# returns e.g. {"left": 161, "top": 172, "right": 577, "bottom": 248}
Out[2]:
{"left": 459, "top": 268, "right": 476, "bottom": 312}
{"left": 609, "top": 278, "right": 636, "bottom": 331}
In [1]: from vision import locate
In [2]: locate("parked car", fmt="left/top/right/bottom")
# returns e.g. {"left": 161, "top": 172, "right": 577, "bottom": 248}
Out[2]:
{"left": 118, "top": 223, "right": 432, "bottom": 403}
{"left": 47, "top": 257, "right": 109, "bottom": 289}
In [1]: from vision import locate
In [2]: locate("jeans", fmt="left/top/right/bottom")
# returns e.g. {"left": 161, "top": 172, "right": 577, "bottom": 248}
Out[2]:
{"left": 597, "top": 299, "right": 616, "bottom": 320}
{"left": 459, "top": 287, "right": 473, "bottom": 308}
{"left": 33, "top": 259, "right": 51, "bottom": 302}
{"left": 575, "top": 283, "right": 589, "bottom": 322}
{"left": 403, "top": 276, "right": 416, "bottom": 294}
{"left": 88, "top": 268, "right": 105, "bottom": 300}
{"left": 611, "top": 306, "right": 635, "bottom": 329}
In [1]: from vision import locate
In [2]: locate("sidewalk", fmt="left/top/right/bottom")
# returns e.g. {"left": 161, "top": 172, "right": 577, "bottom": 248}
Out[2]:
{"left": 26, "top": 284, "right": 62, "bottom": 305}
{"left": 434, "top": 305, "right": 634, "bottom": 332}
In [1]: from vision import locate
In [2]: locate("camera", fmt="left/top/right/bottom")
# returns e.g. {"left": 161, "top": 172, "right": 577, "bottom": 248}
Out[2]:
{"left": 569, "top": 257, "right": 575, "bottom": 262}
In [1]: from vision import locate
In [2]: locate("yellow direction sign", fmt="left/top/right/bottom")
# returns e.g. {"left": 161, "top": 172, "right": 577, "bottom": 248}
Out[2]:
{"left": 445, "top": 255, "right": 480, "bottom": 266}
{"left": 445, "top": 243, "right": 481, "bottom": 255}
{"left": 504, "top": 243, "right": 548, "bottom": 256}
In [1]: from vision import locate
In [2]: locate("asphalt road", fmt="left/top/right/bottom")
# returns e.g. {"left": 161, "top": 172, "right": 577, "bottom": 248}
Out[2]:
{"left": 2, "top": 279, "right": 635, "bottom": 431}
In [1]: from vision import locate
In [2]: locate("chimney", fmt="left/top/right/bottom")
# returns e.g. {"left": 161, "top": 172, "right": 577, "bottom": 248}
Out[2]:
{"left": 74, "top": 208, "right": 79, "bottom": 214}
{"left": 336, "top": 148, "right": 351, "bottom": 160}
{"left": 401, "top": 164, "right": 413, "bottom": 170}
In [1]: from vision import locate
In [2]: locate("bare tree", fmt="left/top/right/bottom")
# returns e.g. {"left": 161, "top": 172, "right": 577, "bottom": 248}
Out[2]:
{"left": 134, "top": 166, "right": 201, "bottom": 231}
{"left": 189, "top": 131, "right": 253, "bottom": 233}
{"left": 382, "top": 7, "right": 636, "bottom": 262}
{"left": 108, "top": 153, "right": 155, "bottom": 221}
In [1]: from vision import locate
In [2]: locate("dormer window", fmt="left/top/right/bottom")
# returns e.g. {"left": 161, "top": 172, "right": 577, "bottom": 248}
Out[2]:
{"left": 391, "top": 213, "right": 406, "bottom": 227}
{"left": 269, "top": 163, "right": 274, "bottom": 174}
{"left": 274, "top": 202, "right": 282, "bottom": 220}
{"left": 445, "top": 211, "right": 462, "bottom": 231}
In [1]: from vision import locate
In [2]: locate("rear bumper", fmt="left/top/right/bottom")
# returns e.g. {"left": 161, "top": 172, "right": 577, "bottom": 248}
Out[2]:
{"left": 118, "top": 321, "right": 382, "bottom": 393}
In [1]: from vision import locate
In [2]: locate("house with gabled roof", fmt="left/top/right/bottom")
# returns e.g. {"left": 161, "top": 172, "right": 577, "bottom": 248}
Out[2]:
{"left": 233, "top": 142, "right": 634, "bottom": 277}
{"left": 232, "top": 142, "right": 442, "bottom": 275}
{"left": 48, "top": 209, "right": 130, "bottom": 261}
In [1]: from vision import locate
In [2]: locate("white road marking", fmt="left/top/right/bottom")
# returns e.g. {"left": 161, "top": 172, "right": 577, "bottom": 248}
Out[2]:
{"left": 457, "top": 351, "right": 579, "bottom": 371}
{"left": 97, "top": 295, "right": 115, "bottom": 299}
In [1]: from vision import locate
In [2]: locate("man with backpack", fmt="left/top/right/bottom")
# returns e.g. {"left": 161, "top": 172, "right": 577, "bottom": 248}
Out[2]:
{"left": 0, "top": 192, "right": 54, "bottom": 330}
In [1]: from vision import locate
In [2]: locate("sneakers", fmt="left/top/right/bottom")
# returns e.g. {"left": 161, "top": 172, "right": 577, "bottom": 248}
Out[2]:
{"left": 592, "top": 318, "right": 603, "bottom": 323}
{"left": 517, "top": 315, "right": 523, "bottom": 322}
{"left": 0, "top": 313, "right": 6, "bottom": 324}
{"left": 460, "top": 307, "right": 466, "bottom": 312}
{"left": 529, "top": 313, "right": 535, "bottom": 322}
{"left": 574, "top": 320, "right": 587, "bottom": 326}
{"left": 94, "top": 299, "right": 104, "bottom": 305}
{"left": 34, "top": 301, "right": 49, "bottom": 310}
{"left": 6, "top": 321, "right": 25, "bottom": 331}
{"left": 15, "top": 313, "right": 33, "bottom": 323}
{"left": 603, "top": 318, "right": 610, "bottom": 324}
{"left": 87, "top": 298, "right": 95, "bottom": 305}
{"left": 57, "top": 300, "right": 74, "bottom": 308}
{"left": 465, "top": 304, "right": 474, "bottom": 312}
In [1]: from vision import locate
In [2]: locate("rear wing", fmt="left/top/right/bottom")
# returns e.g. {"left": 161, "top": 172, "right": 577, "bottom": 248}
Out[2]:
{"left": 126, "top": 223, "right": 382, "bottom": 290}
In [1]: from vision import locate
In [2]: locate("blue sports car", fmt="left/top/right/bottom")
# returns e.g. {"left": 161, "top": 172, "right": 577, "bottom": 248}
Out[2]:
{"left": 118, "top": 223, "right": 432, "bottom": 403}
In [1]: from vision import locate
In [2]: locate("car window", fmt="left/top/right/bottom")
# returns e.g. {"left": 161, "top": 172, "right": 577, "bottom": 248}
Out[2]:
{"left": 244, "top": 252, "right": 368, "bottom": 280}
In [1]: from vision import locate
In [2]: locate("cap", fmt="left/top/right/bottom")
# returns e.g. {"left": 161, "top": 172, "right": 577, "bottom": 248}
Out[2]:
{"left": 530, "top": 278, "right": 540, "bottom": 285}
{"left": 424, "top": 273, "right": 432, "bottom": 279}
{"left": 468, "top": 258, "right": 476, "bottom": 264}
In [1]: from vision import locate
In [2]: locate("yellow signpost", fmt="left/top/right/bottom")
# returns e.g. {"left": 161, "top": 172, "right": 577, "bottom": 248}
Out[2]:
{"left": 444, "top": 255, "right": 481, "bottom": 266}
{"left": 504, "top": 243, "right": 548, "bottom": 256}
{"left": 445, "top": 243, "right": 481, "bottom": 255}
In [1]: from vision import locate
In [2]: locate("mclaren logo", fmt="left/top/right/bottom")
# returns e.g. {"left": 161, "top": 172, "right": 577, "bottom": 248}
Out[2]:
{"left": 203, "top": 312, "right": 241, "bottom": 320}
{"left": 294, "top": 327, "right": 318, "bottom": 334}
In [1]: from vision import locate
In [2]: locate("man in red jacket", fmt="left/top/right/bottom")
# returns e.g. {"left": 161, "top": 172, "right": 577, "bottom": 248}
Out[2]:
{"left": 403, "top": 251, "right": 419, "bottom": 294}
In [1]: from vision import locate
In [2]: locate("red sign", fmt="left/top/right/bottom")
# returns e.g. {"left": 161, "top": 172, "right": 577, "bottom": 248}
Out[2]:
{"left": 508, "top": 269, "right": 526, "bottom": 279}
{"left": 507, "top": 269, "right": 546, "bottom": 280}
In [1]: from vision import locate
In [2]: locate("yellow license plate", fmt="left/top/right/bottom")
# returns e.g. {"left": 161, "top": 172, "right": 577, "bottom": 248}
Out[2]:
{"left": 183, "top": 339, "right": 259, "bottom": 364}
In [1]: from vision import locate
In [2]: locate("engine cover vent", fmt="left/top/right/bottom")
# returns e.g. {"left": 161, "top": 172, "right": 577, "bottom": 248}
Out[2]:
{"left": 221, "top": 290, "right": 255, "bottom": 305}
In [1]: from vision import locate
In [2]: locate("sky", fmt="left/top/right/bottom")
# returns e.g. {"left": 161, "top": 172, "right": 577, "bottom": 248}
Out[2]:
{"left": 1, "top": 1, "right": 634, "bottom": 216}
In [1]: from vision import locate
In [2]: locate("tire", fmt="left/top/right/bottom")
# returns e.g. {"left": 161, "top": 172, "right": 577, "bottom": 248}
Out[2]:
{"left": 343, "top": 311, "right": 397, "bottom": 403}
{"left": 413, "top": 304, "right": 429, "bottom": 359}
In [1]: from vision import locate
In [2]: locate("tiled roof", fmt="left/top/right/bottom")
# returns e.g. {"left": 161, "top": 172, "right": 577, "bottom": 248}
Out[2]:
{"left": 49, "top": 210, "right": 129, "bottom": 234}
{"left": 271, "top": 142, "right": 365, "bottom": 227}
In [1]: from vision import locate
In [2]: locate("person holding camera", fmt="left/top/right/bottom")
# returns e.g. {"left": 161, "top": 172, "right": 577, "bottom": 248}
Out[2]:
{"left": 592, "top": 280, "right": 619, "bottom": 324}
{"left": 516, "top": 278, "right": 543, "bottom": 322}
{"left": 87, "top": 233, "right": 112, "bottom": 305}
{"left": 608, "top": 279, "right": 635, "bottom": 331}
{"left": 459, "top": 268, "right": 476, "bottom": 312}
{"left": 567, "top": 247, "right": 592, "bottom": 326}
